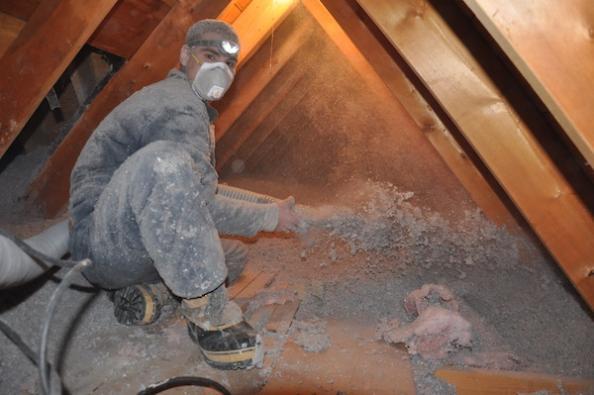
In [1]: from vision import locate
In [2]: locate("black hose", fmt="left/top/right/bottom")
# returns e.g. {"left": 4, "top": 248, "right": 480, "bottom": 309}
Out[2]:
{"left": 0, "top": 228, "right": 77, "bottom": 269}
{"left": 1, "top": 229, "right": 231, "bottom": 395}
{"left": 138, "top": 376, "right": 232, "bottom": 395}
{"left": 39, "top": 259, "right": 91, "bottom": 395}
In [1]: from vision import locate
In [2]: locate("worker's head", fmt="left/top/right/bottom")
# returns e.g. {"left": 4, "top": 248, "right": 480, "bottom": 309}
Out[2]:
{"left": 180, "top": 19, "right": 240, "bottom": 101}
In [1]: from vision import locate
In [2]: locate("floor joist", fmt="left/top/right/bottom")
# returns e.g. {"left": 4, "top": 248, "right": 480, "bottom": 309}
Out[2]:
{"left": 436, "top": 367, "right": 594, "bottom": 395}
{"left": 355, "top": 0, "right": 594, "bottom": 309}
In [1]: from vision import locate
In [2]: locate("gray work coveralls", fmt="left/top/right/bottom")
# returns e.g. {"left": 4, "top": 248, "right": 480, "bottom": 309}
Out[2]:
{"left": 69, "top": 69, "right": 278, "bottom": 299}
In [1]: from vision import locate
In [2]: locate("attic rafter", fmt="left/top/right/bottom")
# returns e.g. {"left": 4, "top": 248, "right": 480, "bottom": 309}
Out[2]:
{"left": 461, "top": 0, "right": 594, "bottom": 173}
{"left": 233, "top": 0, "right": 298, "bottom": 68}
{"left": 355, "top": 0, "right": 594, "bottom": 309}
{"left": 319, "top": 0, "right": 518, "bottom": 228}
{"left": 0, "top": 12, "right": 25, "bottom": 57}
{"left": 217, "top": 37, "right": 314, "bottom": 172}
{"left": 0, "top": 0, "right": 119, "bottom": 159}
{"left": 214, "top": 11, "right": 313, "bottom": 145}
{"left": 88, "top": 0, "right": 172, "bottom": 59}
{"left": 0, "top": 0, "right": 40, "bottom": 20}
{"left": 238, "top": 72, "right": 311, "bottom": 172}
{"left": 28, "top": 0, "right": 230, "bottom": 217}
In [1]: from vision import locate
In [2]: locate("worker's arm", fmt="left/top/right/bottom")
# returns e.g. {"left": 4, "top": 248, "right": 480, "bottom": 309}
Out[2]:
{"left": 209, "top": 194, "right": 279, "bottom": 237}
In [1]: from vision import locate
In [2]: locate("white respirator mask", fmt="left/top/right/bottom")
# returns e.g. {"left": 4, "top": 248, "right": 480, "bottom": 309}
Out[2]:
{"left": 191, "top": 61, "right": 235, "bottom": 101}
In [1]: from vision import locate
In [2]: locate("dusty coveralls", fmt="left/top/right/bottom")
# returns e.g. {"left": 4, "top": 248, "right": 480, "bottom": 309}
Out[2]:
{"left": 69, "top": 69, "right": 278, "bottom": 298}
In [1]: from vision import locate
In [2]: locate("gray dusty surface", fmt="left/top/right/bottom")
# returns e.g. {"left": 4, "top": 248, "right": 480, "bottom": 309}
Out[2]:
{"left": 1, "top": 180, "right": 593, "bottom": 395}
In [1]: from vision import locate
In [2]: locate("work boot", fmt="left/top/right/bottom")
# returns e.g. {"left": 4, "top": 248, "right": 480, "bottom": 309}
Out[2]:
{"left": 111, "top": 283, "right": 174, "bottom": 326}
{"left": 181, "top": 286, "right": 261, "bottom": 370}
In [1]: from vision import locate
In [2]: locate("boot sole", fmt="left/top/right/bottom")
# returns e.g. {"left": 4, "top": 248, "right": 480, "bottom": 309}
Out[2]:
{"left": 200, "top": 345, "right": 258, "bottom": 370}
{"left": 187, "top": 321, "right": 262, "bottom": 370}
{"left": 113, "top": 285, "right": 159, "bottom": 326}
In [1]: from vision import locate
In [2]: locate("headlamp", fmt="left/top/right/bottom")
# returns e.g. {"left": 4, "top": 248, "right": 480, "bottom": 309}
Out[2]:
{"left": 190, "top": 40, "right": 240, "bottom": 56}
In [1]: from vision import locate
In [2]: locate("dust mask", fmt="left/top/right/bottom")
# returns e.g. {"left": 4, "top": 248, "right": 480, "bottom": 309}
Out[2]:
{"left": 191, "top": 61, "right": 234, "bottom": 101}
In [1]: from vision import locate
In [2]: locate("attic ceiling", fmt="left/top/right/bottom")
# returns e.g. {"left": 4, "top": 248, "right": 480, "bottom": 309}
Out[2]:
{"left": 0, "top": 0, "right": 592, "bottom": 308}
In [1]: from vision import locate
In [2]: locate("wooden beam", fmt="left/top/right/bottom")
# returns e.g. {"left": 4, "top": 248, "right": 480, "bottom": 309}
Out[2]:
{"left": 355, "top": 0, "right": 594, "bottom": 309}
{"left": 232, "top": 0, "right": 298, "bottom": 67}
{"left": 242, "top": 88, "right": 311, "bottom": 173}
{"left": 436, "top": 368, "right": 594, "bottom": 395}
{"left": 460, "top": 0, "right": 594, "bottom": 172}
{"left": 0, "top": 0, "right": 40, "bottom": 20}
{"left": 88, "top": 0, "right": 172, "bottom": 59}
{"left": 0, "top": 0, "right": 118, "bottom": 159}
{"left": 0, "top": 12, "right": 25, "bottom": 58}
{"left": 320, "top": 0, "right": 517, "bottom": 227}
{"left": 217, "top": 0, "right": 253, "bottom": 23}
{"left": 28, "top": 0, "right": 229, "bottom": 216}
{"left": 214, "top": 10, "right": 313, "bottom": 143}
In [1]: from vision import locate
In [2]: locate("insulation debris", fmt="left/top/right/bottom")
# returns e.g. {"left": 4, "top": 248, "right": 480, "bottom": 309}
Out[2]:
{"left": 244, "top": 288, "right": 299, "bottom": 316}
{"left": 377, "top": 285, "right": 472, "bottom": 360}
{"left": 377, "top": 306, "right": 472, "bottom": 360}
{"left": 404, "top": 283, "right": 459, "bottom": 316}
{"left": 290, "top": 318, "right": 331, "bottom": 353}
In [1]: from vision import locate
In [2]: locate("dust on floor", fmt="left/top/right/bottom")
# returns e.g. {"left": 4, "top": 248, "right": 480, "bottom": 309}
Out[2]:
{"left": 1, "top": 179, "right": 593, "bottom": 394}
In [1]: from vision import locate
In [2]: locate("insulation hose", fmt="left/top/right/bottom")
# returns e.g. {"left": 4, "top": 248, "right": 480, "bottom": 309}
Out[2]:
{"left": 0, "top": 228, "right": 233, "bottom": 395}
{"left": 218, "top": 184, "right": 316, "bottom": 233}
{"left": 0, "top": 220, "right": 70, "bottom": 289}
{"left": 0, "top": 185, "right": 297, "bottom": 290}
{"left": 217, "top": 184, "right": 278, "bottom": 204}
{"left": 138, "top": 376, "right": 232, "bottom": 395}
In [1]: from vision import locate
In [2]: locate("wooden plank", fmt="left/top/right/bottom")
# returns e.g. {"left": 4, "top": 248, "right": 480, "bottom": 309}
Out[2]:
{"left": 214, "top": 11, "right": 313, "bottom": 143}
{"left": 0, "top": 12, "right": 25, "bottom": 58}
{"left": 0, "top": 0, "right": 119, "bottom": 159}
{"left": 460, "top": 0, "right": 594, "bottom": 171}
{"left": 320, "top": 0, "right": 517, "bottom": 228}
{"left": 265, "top": 300, "right": 300, "bottom": 334}
{"left": 217, "top": 0, "right": 253, "bottom": 24}
{"left": 233, "top": 271, "right": 276, "bottom": 302}
{"left": 260, "top": 320, "right": 416, "bottom": 395}
{"left": 436, "top": 367, "right": 594, "bottom": 395}
{"left": 232, "top": 0, "right": 298, "bottom": 67}
{"left": 0, "top": 0, "right": 40, "bottom": 20}
{"left": 227, "top": 268, "right": 260, "bottom": 299}
{"left": 355, "top": 0, "right": 594, "bottom": 309}
{"left": 27, "top": 0, "right": 230, "bottom": 217}
{"left": 88, "top": 0, "right": 172, "bottom": 59}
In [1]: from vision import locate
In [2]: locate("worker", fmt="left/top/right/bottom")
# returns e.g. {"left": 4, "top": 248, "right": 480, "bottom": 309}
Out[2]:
{"left": 68, "top": 19, "right": 303, "bottom": 370}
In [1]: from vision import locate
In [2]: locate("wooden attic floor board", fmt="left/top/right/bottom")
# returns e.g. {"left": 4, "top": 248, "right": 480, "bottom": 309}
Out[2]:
{"left": 230, "top": 271, "right": 415, "bottom": 395}
{"left": 436, "top": 367, "right": 594, "bottom": 395}
{"left": 259, "top": 320, "right": 416, "bottom": 395}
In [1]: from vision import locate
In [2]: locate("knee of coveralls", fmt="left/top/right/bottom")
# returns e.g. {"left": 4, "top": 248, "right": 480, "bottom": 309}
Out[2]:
{"left": 220, "top": 239, "right": 248, "bottom": 285}
{"left": 88, "top": 140, "right": 228, "bottom": 297}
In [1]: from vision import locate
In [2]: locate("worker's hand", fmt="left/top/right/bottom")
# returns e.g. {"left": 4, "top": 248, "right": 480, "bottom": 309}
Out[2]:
{"left": 275, "top": 196, "right": 305, "bottom": 233}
